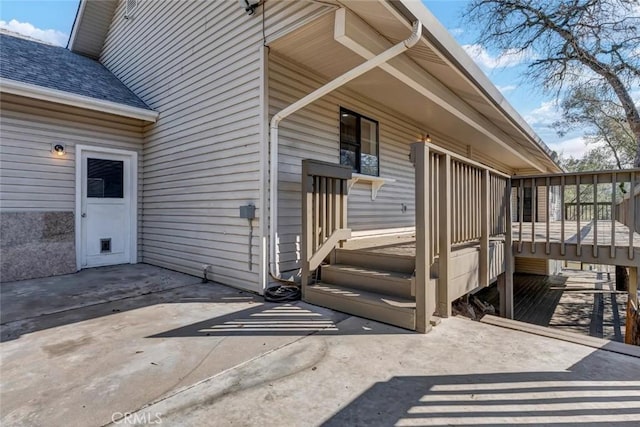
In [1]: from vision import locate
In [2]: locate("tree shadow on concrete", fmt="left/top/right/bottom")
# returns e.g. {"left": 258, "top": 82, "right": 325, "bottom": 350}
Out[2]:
{"left": 321, "top": 350, "right": 640, "bottom": 426}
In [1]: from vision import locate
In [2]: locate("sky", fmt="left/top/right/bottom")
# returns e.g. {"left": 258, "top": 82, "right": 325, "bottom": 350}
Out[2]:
{"left": 0, "top": 0, "right": 587, "bottom": 158}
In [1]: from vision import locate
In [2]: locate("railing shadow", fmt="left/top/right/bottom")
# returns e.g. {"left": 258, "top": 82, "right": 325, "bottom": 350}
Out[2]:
{"left": 321, "top": 352, "right": 640, "bottom": 426}
{"left": 148, "top": 301, "right": 414, "bottom": 338}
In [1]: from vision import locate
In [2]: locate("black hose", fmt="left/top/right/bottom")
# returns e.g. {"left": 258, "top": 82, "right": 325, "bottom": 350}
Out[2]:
{"left": 264, "top": 284, "right": 301, "bottom": 302}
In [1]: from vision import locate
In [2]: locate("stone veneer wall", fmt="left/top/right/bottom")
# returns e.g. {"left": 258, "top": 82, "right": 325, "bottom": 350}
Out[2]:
{"left": 0, "top": 212, "right": 76, "bottom": 282}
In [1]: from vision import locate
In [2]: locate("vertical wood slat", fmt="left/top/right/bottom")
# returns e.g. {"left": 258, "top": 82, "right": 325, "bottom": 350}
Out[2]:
{"left": 312, "top": 176, "right": 318, "bottom": 252}
{"left": 531, "top": 178, "right": 536, "bottom": 253}
{"left": 504, "top": 178, "right": 514, "bottom": 319}
{"left": 611, "top": 173, "right": 617, "bottom": 258}
{"left": 466, "top": 165, "right": 470, "bottom": 240}
{"left": 319, "top": 177, "right": 326, "bottom": 243}
{"left": 476, "top": 169, "right": 481, "bottom": 238}
{"left": 545, "top": 177, "right": 550, "bottom": 255}
{"left": 518, "top": 180, "right": 524, "bottom": 252}
{"left": 301, "top": 162, "right": 313, "bottom": 294}
{"left": 480, "top": 169, "right": 490, "bottom": 287}
{"left": 629, "top": 171, "right": 636, "bottom": 259}
{"left": 463, "top": 163, "right": 466, "bottom": 240}
{"left": 413, "top": 142, "right": 433, "bottom": 333}
{"left": 593, "top": 174, "right": 598, "bottom": 258}
{"left": 492, "top": 176, "right": 496, "bottom": 234}
{"left": 439, "top": 153, "right": 452, "bottom": 317}
{"left": 465, "top": 165, "right": 469, "bottom": 240}
{"left": 429, "top": 154, "right": 434, "bottom": 258}
{"left": 342, "top": 179, "right": 347, "bottom": 229}
{"left": 576, "top": 175, "right": 582, "bottom": 257}
{"left": 453, "top": 161, "right": 458, "bottom": 243}
{"left": 467, "top": 165, "right": 471, "bottom": 240}
{"left": 461, "top": 163, "right": 466, "bottom": 241}
{"left": 431, "top": 153, "right": 438, "bottom": 259}
{"left": 327, "top": 178, "right": 334, "bottom": 237}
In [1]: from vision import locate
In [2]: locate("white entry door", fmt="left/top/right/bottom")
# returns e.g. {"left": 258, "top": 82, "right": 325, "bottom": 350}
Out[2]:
{"left": 78, "top": 147, "right": 137, "bottom": 268}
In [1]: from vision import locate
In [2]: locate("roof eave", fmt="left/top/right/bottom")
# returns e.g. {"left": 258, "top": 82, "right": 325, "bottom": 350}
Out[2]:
{"left": 392, "top": 0, "right": 562, "bottom": 173}
{"left": 1, "top": 77, "right": 159, "bottom": 123}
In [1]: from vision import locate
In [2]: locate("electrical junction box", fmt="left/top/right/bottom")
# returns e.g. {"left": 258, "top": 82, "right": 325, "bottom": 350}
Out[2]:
{"left": 239, "top": 204, "right": 256, "bottom": 219}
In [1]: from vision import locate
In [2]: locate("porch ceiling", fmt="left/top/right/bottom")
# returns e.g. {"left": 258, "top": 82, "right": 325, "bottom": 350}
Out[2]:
{"left": 268, "top": 2, "right": 560, "bottom": 174}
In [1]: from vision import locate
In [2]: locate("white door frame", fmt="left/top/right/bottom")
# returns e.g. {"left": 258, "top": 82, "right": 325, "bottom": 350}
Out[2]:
{"left": 75, "top": 145, "right": 138, "bottom": 270}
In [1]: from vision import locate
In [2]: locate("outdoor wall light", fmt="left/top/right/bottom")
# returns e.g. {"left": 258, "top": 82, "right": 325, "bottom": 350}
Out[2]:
{"left": 52, "top": 144, "right": 65, "bottom": 156}
{"left": 240, "top": 0, "right": 261, "bottom": 15}
{"left": 418, "top": 134, "right": 432, "bottom": 143}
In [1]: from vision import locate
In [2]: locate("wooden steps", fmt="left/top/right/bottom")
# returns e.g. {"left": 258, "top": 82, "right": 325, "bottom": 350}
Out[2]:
{"left": 304, "top": 283, "right": 416, "bottom": 330}
{"left": 303, "top": 247, "right": 418, "bottom": 330}
{"left": 335, "top": 248, "right": 415, "bottom": 274}
{"left": 321, "top": 264, "right": 413, "bottom": 298}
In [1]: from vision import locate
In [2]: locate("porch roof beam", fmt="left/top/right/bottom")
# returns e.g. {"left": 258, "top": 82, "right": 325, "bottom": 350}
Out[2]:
{"left": 334, "top": 8, "right": 546, "bottom": 172}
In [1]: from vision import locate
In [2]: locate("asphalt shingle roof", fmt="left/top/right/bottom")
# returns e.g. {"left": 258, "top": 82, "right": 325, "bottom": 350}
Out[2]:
{"left": 0, "top": 33, "right": 151, "bottom": 111}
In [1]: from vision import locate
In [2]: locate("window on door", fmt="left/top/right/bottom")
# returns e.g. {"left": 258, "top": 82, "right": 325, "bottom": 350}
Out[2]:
{"left": 339, "top": 108, "right": 379, "bottom": 176}
{"left": 87, "top": 158, "right": 124, "bottom": 198}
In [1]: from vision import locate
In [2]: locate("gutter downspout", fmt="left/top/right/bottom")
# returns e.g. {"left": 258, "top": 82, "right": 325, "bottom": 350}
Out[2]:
{"left": 268, "top": 14, "right": 422, "bottom": 280}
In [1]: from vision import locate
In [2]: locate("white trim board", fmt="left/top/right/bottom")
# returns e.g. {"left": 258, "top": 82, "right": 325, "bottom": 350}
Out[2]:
{"left": 0, "top": 78, "right": 158, "bottom": 123}
{"left": 75, "top": 145, "right": 138, "bottom": 270}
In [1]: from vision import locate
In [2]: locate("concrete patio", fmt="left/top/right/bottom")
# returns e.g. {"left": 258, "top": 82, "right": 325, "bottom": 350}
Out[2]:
{"left": 1, "top": 264, "right": 639, "bottom": 426}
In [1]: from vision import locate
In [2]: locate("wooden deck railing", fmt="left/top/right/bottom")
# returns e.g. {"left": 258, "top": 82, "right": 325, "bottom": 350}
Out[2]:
{"left": 300, "top": 159, "right": 352, "bottom": 296}
{"left": 616, "top": 184, "right": 640, "bottom": 234}
{"left": 565, "top": 202, "right": 612, "bottom": 221}
{"left": 512, "top": 169, "right": 640, "bottom": 266}
{"left": 412, "top": 141, "right": 513, "bottom": 331}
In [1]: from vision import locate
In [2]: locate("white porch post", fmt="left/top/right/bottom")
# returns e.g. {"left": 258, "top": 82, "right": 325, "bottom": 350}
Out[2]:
{"left": 412, "top": 142, "right": 435, "bottom": 333}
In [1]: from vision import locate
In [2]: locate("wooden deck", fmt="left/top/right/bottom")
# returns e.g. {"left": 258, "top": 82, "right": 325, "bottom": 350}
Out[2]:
{"left": 342, "top": 220, "right": 640, "bottom": 267}
{"left": 477, "top": 269, "right": 628, "bottom": 342}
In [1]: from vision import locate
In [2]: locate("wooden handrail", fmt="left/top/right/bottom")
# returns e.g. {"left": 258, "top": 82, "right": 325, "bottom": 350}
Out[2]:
{"left": 308, "top": 229, "right": 351, "bottom": 272}
{"left": 301, "top": 159, "right": 352, "bottom": 296}
{"left": 412, "top": 141, "right": 511, "bottom": 328}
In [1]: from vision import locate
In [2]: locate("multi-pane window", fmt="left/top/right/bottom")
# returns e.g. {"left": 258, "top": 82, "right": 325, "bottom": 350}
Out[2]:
{"left": 339, "top": 108, "right": 379, "bottom": 176}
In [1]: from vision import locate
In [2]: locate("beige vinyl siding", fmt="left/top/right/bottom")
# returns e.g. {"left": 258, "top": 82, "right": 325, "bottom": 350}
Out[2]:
{"left": 0, "top": 93, "right": 145, "bottom": 258}
{"left": 536, "top": 186, "right": 549, "bottom": 222}
{"left": 270, "top": 55, "right": 514, "bottom": 273}
{"left": 100, "top": 0, "right": 333, "bottom": 291}
{"left": 515, "top": 257, "right": 549, "bottom": 275}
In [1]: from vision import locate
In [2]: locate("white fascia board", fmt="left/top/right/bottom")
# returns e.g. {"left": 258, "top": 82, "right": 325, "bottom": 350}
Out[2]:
{"left": 67, "top": 0, "right": 87, "bottom": 51}
{"left": 0, "top": 78, "right": 159, "bottom": 123}
{"left": 393, "top": 0, "right": 561, "bottom": 172}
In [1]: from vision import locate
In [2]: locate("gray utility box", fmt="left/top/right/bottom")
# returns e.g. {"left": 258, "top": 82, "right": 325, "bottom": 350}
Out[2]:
{"left": 239, "top": 204, "right": 256, "bottom": 219}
